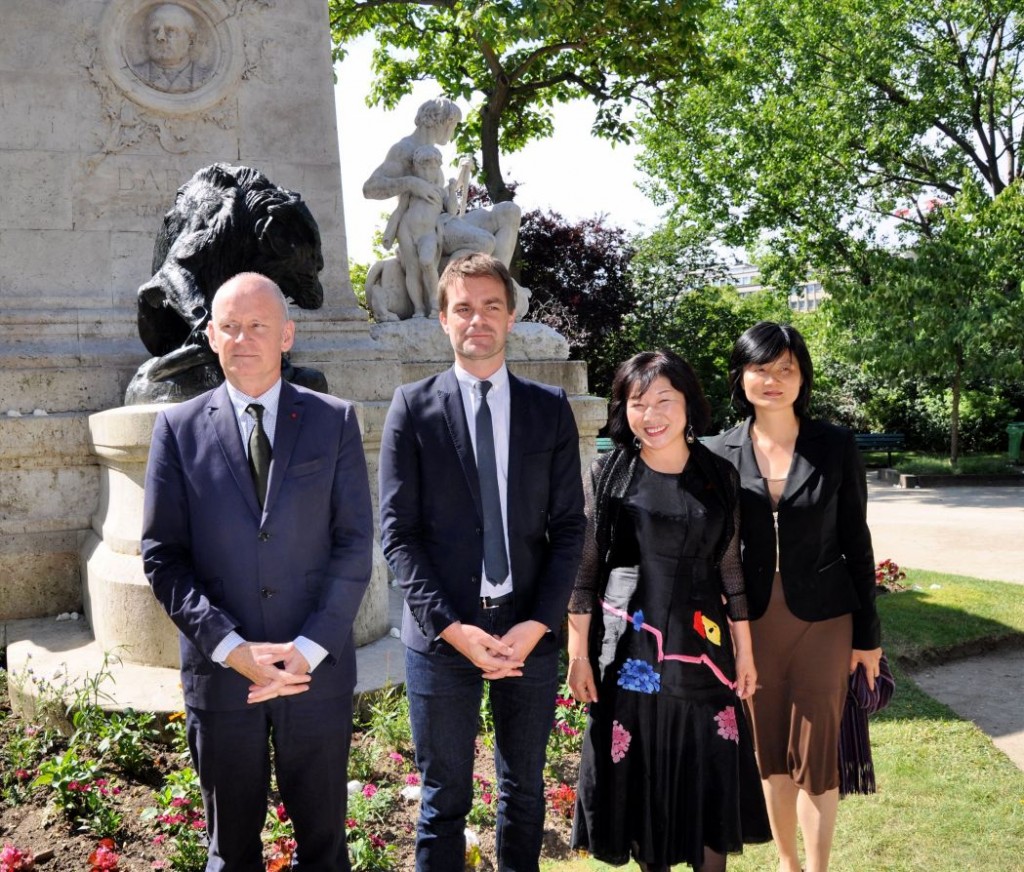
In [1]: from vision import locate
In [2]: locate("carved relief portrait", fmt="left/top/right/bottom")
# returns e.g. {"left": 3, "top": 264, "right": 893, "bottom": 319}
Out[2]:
{"left": 99, "top": 0, "right": 244, "bottom": 115}
{"left": 129, "top": 4, "right": 214, "bottom": 94}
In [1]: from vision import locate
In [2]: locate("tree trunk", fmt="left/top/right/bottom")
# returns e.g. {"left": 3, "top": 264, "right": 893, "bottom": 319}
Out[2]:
{"left": 949, "top": 346, "right": 962, "bottom": 468}
{"left": 479, "top": 96, "right": 514, "bottom": 204}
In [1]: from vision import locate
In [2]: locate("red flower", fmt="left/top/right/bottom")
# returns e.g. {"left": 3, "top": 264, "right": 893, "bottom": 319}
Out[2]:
{"left": 88, "top": 839, "right": 120, "bottom": 872}
{"left": 265, "top": 837, "right": 295, "bottom": 872}
{"left": 275, "top": 803, "right": 289, "bottom": 823}
{"left": 369, "top": 835, "right": 386, "bottom": 850}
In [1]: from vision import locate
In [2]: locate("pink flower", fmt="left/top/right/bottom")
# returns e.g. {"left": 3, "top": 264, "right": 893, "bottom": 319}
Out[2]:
{"left": 388, "top": 752, "right": 403, "bottom": 763}
{"left": 275, "top": 803, "right": 289, "bottom": 823}
{"left": 369, "top": 835, "right": 386, "bottom": 849}
{"left": 404, "top": 773, "right": 420, "bottom": 785}
{"left": 1, "top": 844, "right": 34, "bottom": 872}
{"left": 361, "top": 784, "right": 378, "bottom": 798}
{"left": 610, "top": 720, "right": 631, "bottom": 763}
{"left": 346, "top": 819, "right": 358, "bottom": 829}
{"left": 481, "top": 792, "right": 492, "bottom": 805}
{"left": 715, "top": 706, "right": 739, "bottom": 743}
{"left": 152, "top": 835, "right": 166, "bottom": 846}
{"left": 13, "top": 769, "right": 30, "bottom": 782}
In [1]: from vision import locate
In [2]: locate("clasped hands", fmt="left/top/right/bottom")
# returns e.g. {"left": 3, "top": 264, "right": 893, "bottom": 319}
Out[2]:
{"left": 441, "top": 619, "right": 547, "bottom": 679}
{"left": 225, "top": 641, "right": 311, "bottom": 704}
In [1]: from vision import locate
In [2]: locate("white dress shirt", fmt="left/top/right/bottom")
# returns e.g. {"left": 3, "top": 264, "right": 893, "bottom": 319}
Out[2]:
{"left": 452, "top": 362, "right": 514, "bottom": 599}
{"left": 212, "top": 379, "right": 328, "bottom": 672}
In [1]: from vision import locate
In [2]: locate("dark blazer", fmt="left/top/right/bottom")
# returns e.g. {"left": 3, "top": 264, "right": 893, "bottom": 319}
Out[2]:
{"left": 142, "top": 380, "right": 374, "bottom": 709}
{"left": 705, "top": 418, "right": 880, "bottom": 650}
{"left": 378, "top": 368, "right": 586, "bottom": 655}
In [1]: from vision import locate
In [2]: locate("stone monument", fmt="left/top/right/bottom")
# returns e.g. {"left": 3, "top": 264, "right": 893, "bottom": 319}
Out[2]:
{"left": 1, "top": 2, "right": 606, "bottom": 710}
{"left": 0, "top": 0, "right": 391, "bottom": 693}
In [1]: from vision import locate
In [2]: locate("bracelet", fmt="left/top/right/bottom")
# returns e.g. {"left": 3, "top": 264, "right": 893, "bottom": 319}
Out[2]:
{"left": 568, "top": 656, "right": 589, "bottom": 665}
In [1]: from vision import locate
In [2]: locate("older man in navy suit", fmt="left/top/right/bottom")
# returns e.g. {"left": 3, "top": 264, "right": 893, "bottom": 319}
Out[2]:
{"left": 379, "top": 253, "right": 586, "bottom": 871}
{"left": 142, "top": 272, "right": 373, "bottom": 872}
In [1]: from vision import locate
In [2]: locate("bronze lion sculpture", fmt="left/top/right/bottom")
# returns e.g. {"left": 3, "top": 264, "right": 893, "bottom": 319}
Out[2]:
{"left": 127, "top": 164, "right": 327, "bottom": 403}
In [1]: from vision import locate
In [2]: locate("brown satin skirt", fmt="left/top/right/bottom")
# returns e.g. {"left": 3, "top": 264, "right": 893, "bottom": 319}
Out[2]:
{"left": 744, "top": 574, "right": 852, "bottom": 795}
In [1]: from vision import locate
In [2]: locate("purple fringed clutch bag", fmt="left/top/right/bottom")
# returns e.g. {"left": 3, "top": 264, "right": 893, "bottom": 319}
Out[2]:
{"left": 838, "top": 654, "right": 895, "bottom": 797}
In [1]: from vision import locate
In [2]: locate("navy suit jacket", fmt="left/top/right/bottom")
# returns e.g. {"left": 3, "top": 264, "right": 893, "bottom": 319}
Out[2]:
{"left": 142, "top": 381, "right": 374, "bottom": 710}
{"left": 378, "top": 368, "right": 586, "bottom": 656}
{"left": 706, "top": 417, "right": 880, "bottom": 650}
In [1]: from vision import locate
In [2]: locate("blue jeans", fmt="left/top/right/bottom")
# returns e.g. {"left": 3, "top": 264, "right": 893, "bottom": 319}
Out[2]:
{"left": 405, "top": 603, "right": 559, "bottom": 872}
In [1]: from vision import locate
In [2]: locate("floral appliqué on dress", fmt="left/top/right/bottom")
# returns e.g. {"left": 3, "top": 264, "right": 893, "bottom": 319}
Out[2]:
{"left": 611, "top": 720, "right": 631, "bottom": 763}
{"left": 714, "top": 706, "right": 739, "bottom": 743}
{"left": 617, "top": 658, "right": 661, "bottom": 694}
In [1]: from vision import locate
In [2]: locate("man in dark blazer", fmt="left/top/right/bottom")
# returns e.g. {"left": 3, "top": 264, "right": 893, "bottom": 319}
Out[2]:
{"left": 142, "top": 272, "right": 373, "bottom": 872}
{"left": 379, "top": 253, "right": 586, "bottom": 872}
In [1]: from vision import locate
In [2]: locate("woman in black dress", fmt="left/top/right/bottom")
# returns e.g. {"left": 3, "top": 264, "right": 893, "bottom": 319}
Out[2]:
{"left": 567, "top": 350, "right": 770, "bottom": 872}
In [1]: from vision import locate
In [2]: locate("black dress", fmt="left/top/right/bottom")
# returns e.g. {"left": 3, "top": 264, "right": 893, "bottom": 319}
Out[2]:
{"left": 570, "top": 449, "right": 770, "bottom": 869}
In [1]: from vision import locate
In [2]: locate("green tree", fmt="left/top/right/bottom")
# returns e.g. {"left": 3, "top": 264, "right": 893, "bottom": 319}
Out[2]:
{"left": 637, "top": 0, "right": 1024, "bottom": 460}
{"left": 830, "top": 180, "right": 1024, "bottom": 462}
{"left": 623, "top": 224, "right": 793, "bottom": 428}
{"left": 330, "top": 0, "right": 706, "bottom": 203}
{"left": 516, "top": 208, "right": 636, "bottom": 398}
{"left": 639, "top": 0, "right": 1024, "bottom": 257}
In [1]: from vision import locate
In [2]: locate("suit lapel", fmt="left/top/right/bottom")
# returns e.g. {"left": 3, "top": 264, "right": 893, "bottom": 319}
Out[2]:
{"left": 207, "top": 383, "right": 263, "bottom": 519}
{"left": 506, "top": 373, "right": 525, "bottom": 525}
{"left": 438, "top": 369, "right": 483, "bottom": 522}
{"left": 732, "top": 419, "right": 765, "bottom": 492}
{"left": 263, "top": 381, "right": 302, "bottom": 514}
{"left": 783, "top": 419, "right": 827, "bottom": 502}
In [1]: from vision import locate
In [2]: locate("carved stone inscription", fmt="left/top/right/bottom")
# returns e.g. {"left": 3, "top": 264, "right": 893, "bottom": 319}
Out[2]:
{"left": 73, "top": 157, "right": 191, "bottom": 230}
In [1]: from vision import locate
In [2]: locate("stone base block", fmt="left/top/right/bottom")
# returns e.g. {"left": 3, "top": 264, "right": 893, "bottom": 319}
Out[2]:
{"left": 0, "top": 530, "right": 84, "bottom": 619}
{"left": 82, "top": 532, "right": 179, "bottom": 669}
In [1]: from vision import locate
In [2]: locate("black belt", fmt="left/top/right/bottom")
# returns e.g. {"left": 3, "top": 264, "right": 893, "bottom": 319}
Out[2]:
{"left": 480, "top": 592, "right": 514, "bottom": 610}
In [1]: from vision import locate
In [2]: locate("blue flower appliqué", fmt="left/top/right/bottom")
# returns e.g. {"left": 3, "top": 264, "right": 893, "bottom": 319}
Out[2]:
{"left": 617, "top": 658, "right": 661, "bottom": 694}
{"left": 631, "top": 610, "right": 645, "bottom": 632}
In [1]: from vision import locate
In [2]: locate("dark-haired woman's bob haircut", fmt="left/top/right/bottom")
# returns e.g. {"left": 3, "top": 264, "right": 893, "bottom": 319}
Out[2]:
{"left": 728, "top": 321, "right": 813, "bottom": 418}
{"left": 607, "top": 350, "right": 712, "bottom": 449}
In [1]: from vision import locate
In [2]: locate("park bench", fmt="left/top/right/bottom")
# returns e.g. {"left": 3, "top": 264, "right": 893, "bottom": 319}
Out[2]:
{"left": 854, "top": 432, "right": 905, "bottom": 467}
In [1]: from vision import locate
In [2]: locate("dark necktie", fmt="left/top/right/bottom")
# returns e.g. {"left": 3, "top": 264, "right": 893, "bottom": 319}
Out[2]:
{"left": 246, "top": 403, "right": 272, "bottom": 508}
{"left": 474, "top": 381, "right": 509, "bottom": 584}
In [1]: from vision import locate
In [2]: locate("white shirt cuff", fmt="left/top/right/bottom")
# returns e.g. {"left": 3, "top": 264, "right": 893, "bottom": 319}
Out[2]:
{"left": 212, "top": 631, "right": 245, "bottom": 666}
{"left": 294, "top": 636, "right": 328, "bottom": 672}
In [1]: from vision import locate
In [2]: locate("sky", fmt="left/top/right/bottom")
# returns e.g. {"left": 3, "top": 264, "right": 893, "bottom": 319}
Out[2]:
{"left": 333, "top": 36, "right": 665, "bottom": 264}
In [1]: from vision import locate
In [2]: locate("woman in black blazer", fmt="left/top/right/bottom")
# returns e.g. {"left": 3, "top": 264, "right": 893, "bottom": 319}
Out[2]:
{"left": 705, "top": 322, "right": 882, "bottom": 872}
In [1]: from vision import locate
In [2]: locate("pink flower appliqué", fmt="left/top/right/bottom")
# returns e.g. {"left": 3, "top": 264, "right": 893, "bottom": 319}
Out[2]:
{"left": 714, "top": 706, "right": 739, "bottom": 743}
{"left": 610, "top": 720, "right": 632, "bottom": 763}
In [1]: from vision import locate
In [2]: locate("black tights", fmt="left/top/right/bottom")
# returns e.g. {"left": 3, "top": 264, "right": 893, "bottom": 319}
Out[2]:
{"left": 636, "top": 846, "right": 726, "bottom": 872}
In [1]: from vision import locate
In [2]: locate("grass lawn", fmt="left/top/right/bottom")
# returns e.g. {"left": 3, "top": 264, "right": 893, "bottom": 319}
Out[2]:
{"left": 861, "top": 450, "right": 1020, "bottom": 476}
{"left": 544, "top": 570, "right": 1024, "bottom": 872}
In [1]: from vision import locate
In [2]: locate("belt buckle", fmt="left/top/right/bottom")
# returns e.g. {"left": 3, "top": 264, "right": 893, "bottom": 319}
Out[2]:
{"left": 480, "top": 593, "right": 508, "bottom": 610}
